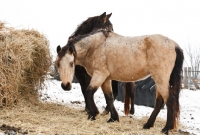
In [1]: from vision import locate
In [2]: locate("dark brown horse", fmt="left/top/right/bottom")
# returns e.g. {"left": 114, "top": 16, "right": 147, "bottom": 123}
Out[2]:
{"left": 63, "top": 12, "right": 135, "bottom": 115}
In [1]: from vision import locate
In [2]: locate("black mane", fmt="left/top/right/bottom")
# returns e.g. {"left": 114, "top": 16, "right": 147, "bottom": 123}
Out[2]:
{"left": 69, "top": 12, "right": 113, "bottom": 40}
{"left": 68, "top": 29, "right": 109, "bottom": 47}
{"left": 59, "top": 29, "right": 109, "bottom": 60}
{"left": 69, "top": 16, "right": 99, "bottom": 39}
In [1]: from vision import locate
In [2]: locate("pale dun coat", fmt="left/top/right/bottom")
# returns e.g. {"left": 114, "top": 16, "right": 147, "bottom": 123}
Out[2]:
{"left": 56, "top": 30, "right": 184, "bottom": 134}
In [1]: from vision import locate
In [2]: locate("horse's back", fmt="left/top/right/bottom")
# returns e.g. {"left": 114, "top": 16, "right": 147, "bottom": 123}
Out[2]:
{"left": 104, "top": 33, "right": 150, "bottom": 81}
{"left": 103, "top": 33, "right": 178, "bottom": 82}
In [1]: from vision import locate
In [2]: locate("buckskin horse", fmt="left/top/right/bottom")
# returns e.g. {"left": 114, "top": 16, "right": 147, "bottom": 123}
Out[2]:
{"left": 64, "top": 12, "right": 135, "bottom": 115}
{"left": 56, "top": 30, "right": 184, "bottom": 134}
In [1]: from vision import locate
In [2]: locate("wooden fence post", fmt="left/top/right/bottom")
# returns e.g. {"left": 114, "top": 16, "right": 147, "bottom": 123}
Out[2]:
{"left": 183, "top": 67, "right": 188, "bottom": 88}
{"left": 188, "top": 67, "right": 191, "bottom": 89}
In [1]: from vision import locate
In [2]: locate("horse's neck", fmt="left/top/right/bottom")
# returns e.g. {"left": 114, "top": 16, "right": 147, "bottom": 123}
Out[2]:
{"left": 74, "top": 32, "right": 106, "bottom": 66}
{"left": 74, "top": 35, "right": 94, "bottom": 65}
{"left": 74, "top": 44, "right": 88, "bottom": 66}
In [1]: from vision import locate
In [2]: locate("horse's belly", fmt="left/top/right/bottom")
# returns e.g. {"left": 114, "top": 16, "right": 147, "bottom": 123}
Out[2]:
{"left": 109, "top": 66, "right": 150, "bottom": 82}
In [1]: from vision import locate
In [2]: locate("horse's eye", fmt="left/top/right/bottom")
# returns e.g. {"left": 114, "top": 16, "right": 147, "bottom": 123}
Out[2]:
{"left": 70, "top": 62, "right": 73, "bottom": 67}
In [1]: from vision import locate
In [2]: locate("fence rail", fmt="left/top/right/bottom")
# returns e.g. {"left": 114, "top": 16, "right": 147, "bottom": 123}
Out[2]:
{"left": 183, "top": 67, "right": 200, "bottom": 89}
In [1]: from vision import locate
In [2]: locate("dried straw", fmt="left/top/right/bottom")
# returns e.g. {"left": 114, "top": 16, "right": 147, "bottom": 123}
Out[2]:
{"left": 0, "top": 22, "right": 52, "bottom": 107}
{"left": 0, "top": 101, "right": 187, "bottom": 135}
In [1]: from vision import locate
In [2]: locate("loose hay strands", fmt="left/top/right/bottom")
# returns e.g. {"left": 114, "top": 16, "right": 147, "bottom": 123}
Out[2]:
{"left": 0, "top": 22, "right": 52, "bottom": 107}
{"left": 0, "top": 101, "right": 187, "bottom": 135}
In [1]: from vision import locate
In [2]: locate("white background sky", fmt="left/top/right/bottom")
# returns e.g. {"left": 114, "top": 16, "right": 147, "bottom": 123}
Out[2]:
{"left": 1, "top": 0, "right": 200, "bottom": 64}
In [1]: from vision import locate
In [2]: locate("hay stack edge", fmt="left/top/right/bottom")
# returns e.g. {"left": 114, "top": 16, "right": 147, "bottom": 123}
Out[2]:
{"left": 0, "top": 22, "right": 52, "bottom": 107}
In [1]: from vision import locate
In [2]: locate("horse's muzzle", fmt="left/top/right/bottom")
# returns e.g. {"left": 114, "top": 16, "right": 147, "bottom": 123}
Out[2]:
{"left": 61, "top": 82, "right": 71, "bottom": 91}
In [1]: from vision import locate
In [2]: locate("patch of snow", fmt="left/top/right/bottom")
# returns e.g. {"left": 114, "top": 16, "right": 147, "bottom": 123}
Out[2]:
{"left": 39, "top": 80, "right": 200, "bottom": 135}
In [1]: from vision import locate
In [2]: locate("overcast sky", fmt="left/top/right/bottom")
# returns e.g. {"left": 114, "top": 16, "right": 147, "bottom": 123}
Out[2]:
{"left": 1, "top": 0, "right": 200, "bottom": 64}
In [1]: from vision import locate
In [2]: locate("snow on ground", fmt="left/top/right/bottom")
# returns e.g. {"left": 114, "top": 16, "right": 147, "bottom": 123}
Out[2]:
{"left": 39, "top": 79, "right": 200, "bottom": 135}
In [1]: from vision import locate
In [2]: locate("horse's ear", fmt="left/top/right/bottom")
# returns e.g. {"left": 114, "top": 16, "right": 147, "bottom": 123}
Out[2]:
{"left": 100, "top": 12, "right": 106, "bottom": 17}
{"left": 100, "top": 12, "right": 107, "bottom": 23}
{"left": 57, "top": 45, "right": 61, "bottom": 54}
{"left": 107, "top": 13, "right": 112, "bottom": 19}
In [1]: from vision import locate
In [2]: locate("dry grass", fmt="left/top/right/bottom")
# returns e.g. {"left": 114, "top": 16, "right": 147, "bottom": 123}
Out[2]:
{"left": 0, "top": 100, "right": 189, "bottom": 135}
{"left": 0, "top": 22, "right": 52, "bottom": 107}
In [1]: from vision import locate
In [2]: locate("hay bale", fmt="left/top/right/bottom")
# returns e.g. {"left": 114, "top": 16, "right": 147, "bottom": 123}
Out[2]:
{"left": 0, "top": 22, "right": 52, "bottom": 107}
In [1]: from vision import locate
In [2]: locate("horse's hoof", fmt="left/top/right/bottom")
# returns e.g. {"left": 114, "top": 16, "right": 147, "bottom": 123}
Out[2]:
{"left": 129, "top": 109, "right": 135, "bottom": 115}
{"left": 143, "top": 123, "right": 151, "bottom": 129}
{"left": 101, "top": 110, "right": 109, "bottom": 116}
{"left": 87, "top": 111, "right": 99, "bottom": 121}
{"left": 162, "top": 127, "right": 169, "bottom": 135}
{"left": 88, "top": 115, "right": 96, "bottom": 121}
{"left": 130, "top": 110, "right": 135, "bottom": 115}
{"left": 107, "top": 117, "right": 119, "bottom": 123}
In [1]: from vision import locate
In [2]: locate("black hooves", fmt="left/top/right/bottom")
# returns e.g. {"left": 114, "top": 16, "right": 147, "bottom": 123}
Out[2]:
{"left": 87, "top": 111, "right": 99, "bottom": 121}
{"left": 143, "top": 124, "right": 169, "bottom": 135}
{"left": 162, "top": 127, "right": 169, "bottom": 135}
{"left": 107, "top": 117, "right": 119, "bottom": 122}
{"left": 143, "top": 123, "right": 151, "bottom": 129}
{"left": 130, "top": 111, "right": 135, "bottom": 115}
{"left": 107, "top": 118, "right": 115, "bottom": 122}
{"left": 130, "top": 110, "right": 135, "bottom": 115}
{"left": 88, "top": 115, "right": 96, "bottom": 121}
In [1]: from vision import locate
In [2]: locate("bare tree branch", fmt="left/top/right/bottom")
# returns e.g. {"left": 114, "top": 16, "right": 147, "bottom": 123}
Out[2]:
{"left": 185, "top": 42, "right": 200, "bottom": 77}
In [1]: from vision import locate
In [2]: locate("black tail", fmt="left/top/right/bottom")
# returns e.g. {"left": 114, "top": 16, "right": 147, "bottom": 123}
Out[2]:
{"left": 169, "top": 46, "right": 184, "bottom": 129}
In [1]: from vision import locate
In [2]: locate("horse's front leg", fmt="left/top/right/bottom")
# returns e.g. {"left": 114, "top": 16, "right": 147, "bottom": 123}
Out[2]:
{"left": 75, "top": 65, "right": 91, "bottom": 112}
{"left": 101, "top": 79, "right": 119, "bottom": 122}
{"left": 85, "top": 72, "right": 108, "bottom": 121}
{"left": 103, "top": 80, "right": 118, "bottom": 115}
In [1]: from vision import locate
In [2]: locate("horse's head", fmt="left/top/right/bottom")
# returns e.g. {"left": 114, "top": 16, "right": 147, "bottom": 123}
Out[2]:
{"left": 56, "top": 12, "right": 113, "bottom": 90}
{"left": 93, "top": 12, "right": 113, "bottom": 31}
{"left": 56, "top": 44, "right": 76, "bottom": 91}
{"left": 69, "top": 12, "right": 113, "bottom": 40}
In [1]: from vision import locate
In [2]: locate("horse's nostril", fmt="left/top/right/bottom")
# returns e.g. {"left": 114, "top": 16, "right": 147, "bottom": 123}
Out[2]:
{"left": 66, "top": 82, "right": 71, "bottom": 89}
{"left": 61, "top": 83, "right": 71, "bottom": 91}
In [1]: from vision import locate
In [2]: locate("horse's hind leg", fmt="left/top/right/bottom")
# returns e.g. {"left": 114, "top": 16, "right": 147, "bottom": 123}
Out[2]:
{"left": 143, "top": 91, "right": 164, "bottom": 129}
{"left": 161, "top": 87, "right": 178, "bottom": 134}
{"left": 101, "top": 79, "right": 119, "bottom": 122}
{"left": 124, "top": 82, "right": 135, "bottom": 115}
{"left": 129, "top": 82, "right": 135, "bottom": 115}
